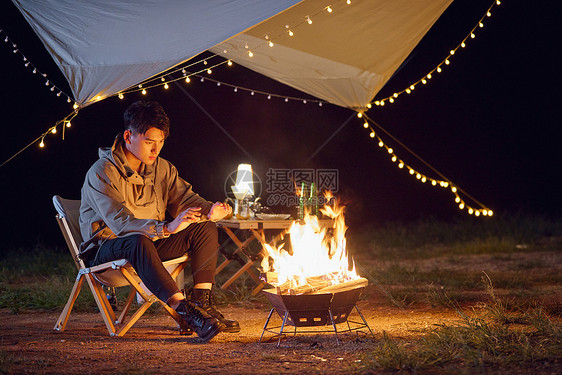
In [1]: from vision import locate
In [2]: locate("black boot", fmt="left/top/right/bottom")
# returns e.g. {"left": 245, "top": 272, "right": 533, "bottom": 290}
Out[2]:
{"left": 174, "top": 300, "right": 222, "bottom": 342}
{"left": 188, "top": 289, "right": 241, "bottom": 333}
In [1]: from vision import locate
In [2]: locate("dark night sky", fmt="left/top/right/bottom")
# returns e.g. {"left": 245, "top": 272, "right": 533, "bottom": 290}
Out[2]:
{"left": 1, "top": 0, "right": 560, "bottom": 249}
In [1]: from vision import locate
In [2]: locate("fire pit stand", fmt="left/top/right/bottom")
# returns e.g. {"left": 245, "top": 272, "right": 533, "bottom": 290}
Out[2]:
{"left": 259, "top": 286, "right": 374, "bottom": 347}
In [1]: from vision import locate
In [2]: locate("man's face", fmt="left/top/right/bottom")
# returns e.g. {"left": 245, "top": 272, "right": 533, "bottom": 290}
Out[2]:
{"left": 124, "top": 127, "right": 166, "bottom": 167}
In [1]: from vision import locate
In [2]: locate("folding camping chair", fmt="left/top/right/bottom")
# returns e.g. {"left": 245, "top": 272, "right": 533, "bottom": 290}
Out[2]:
{"left": 52, "top": 195, "right": 190, "bottom": 337}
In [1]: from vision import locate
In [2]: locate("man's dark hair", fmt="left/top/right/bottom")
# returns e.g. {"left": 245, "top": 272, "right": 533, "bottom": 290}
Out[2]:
{"left": 123, "top": 101, "right": 170, "bottom": 137}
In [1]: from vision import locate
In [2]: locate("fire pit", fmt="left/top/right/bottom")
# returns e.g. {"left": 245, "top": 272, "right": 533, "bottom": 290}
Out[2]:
{"left": 258, "top": 279, "right": 373, "bottom": 346}
{"left": 258, "top": 194, "right": 374, "bottom": 346}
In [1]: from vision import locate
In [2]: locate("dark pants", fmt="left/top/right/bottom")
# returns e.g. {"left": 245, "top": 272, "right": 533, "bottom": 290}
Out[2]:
{"left": 89, "top": 221, "right": 219, "bottom": 303}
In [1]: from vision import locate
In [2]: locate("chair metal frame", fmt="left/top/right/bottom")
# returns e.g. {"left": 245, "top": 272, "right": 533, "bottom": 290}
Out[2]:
{"left": 52, "top": 195, "right": 190, "bottom": 337}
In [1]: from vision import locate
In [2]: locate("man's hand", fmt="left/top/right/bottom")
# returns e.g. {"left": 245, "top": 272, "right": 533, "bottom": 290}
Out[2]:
{"left": 207, "top": 201, "right": 232, "bottom": 222}
{"left": 165, "top": 207, "right": 202, "bottom": 235}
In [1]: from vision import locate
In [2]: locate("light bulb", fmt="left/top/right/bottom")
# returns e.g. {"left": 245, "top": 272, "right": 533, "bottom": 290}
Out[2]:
{"left": 432, "top": 180, "right": 437, "bottom": 186}
{"left": 392, "top": 156, "right": 397, "bottom": 162}
{"left": 459, "top": 203, "right": 465, "bottom": 209}
{"left": 288, "top": 30, "right": 294, "bottom": 36}
{"left": 398, "top": 162, "right": 404, "bottom": 168}
{"left": 421, "top": 177, "right": 427, "bottom": 183}
{"left": 410, "top": 85, "right": 415, "bottom": 90}
{"left": 357, "top": 112, "right": 363, "bottom": 118}
{"left": 185, "top": 77, "right": 190, "bottom": 83}
{"left": 142, "top": 89, "right": 147, "bottom": 95}
{"left": 487, "top": 11, "right": 491, "bottom": 17}
{"left": 306, "top": 16, "right": 312, "bottom": 24}
{"left": 347, "top": 0, "right": 351, "bottom": 4}
{"left": 450, "top": 50, "right": 455, "bottom": 55}
{"left": 267, "top": 95, "right": 271, "bottom": 100}
{"left": 66, "top": 122, "right": 71, "bottom": 128}
{"left": 409, "top": 169, "right": 415, "bottom": 175}
{"left": 367, "top": 103, "right": 372, "bottom": 109}
{"left": 427, "top": 73, "right": 432, "bottom": 79}
{"left": 380, "top": 100, "right": 385, "bottom": 106}
{"left": 326, "top": 6, "right": 333, "bottom": 13}
{"left": 406, "top": 89, "right": 411, "bottom": 94}
{"left": 416, "top": 173, "right": 421, "bottom": 179}
{"left": 363, "top": 122, "right": 369, "bottom": 128}
{"left": 479, "top": 22, "right": 484, "bottom": 28}
{"left": 207, "top": 69, "right": 212, "bottom": 74}
{"left": 227, "top": 60, "right": 232, "bottom": 66}
{"left": 51, "top": 127, "right": 57, "bottom": 134}
{"left": 389, "top": 98, "right": 394, "bottom": 103}
{"left": 39, "top": 140, "right": 45, "bottom": 148}
{"left": 422, "top": 79, "right": 427, "bottom": 84}
{"left": 378, "top": 141, "right": 384, "bottom": 147}
{"left": 470, "top": 33, "right": 475, "bottom": 38}
{"left": 268, "top": 41, "right": 274, "bottom": 47}
{"left": 164, "top": 83, "right": 169, "bottom": 89}
{"left": 370, "top": 132, "right": 375, "bottom": 138}
{"left": 73, "top": 103, "right": 78, "bottom": 109}
{"left": 461, "top": 42, "right": 466, "bottom": 48}
{"left": 248, "top": 51, "right": 253, "bottom": 57}
{"left": 445, "top": 59, "right": 450, "bottom": 65}
{"left": 437, "top": 67, "right": 442, "bottom": 73}
{"left": 455, "top": 196, "right": 461, "bottom": 203}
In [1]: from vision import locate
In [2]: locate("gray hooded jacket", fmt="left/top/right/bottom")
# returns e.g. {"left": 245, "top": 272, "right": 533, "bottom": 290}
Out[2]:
{"left": 78, "top": 134, "right": 212, "bottom": 260}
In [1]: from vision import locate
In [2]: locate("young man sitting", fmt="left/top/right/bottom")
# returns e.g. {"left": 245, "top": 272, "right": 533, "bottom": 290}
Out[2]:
{"left": 78, "top": 100, "right": 238, "bottom": 342}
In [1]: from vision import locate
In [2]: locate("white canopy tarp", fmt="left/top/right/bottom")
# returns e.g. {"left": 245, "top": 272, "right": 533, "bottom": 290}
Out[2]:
{"left": 12, "top": 0, "right": 302, "bottom": 105}
{"left": 13, "top": 0, "right": 452, "bottom": 109}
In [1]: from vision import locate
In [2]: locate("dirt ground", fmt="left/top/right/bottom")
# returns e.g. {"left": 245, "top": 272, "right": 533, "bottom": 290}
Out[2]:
{"left": 0, "top": 291, "right": 466, "bottom": 375}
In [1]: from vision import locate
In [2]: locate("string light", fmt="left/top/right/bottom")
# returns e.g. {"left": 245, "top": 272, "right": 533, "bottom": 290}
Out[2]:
{"left": 360, "top": 114, "right": 493, "bottom": 217}
{"left": 1, "top": 28, "right": 76, "bottom": 108}
{"left": 369, "top": 0, "right": 501, "bottom": 109}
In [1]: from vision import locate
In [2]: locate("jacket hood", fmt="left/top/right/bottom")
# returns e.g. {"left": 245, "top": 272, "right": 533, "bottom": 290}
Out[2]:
{"left": 98, "top": 133, "right": 155, "bottom": 186}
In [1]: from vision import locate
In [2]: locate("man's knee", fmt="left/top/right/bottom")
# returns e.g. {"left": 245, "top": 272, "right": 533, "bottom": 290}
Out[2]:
{"left": 123, "top": 234, "right": 157, "bottom": 256}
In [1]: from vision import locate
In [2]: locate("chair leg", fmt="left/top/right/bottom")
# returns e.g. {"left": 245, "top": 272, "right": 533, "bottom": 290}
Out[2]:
{"left": 113, "top": 267, "right": 157, "bottom": 336}
{"left": 117, "top": 287, "right": 137, "bottom": 324}
{"left": 115, "top": 297, "right": 155, "bottom": 337}
{"left": 85, "top": 274, "right": 118, "bottom": 335}
{"left": 54, "top": 273, "right": 85, "bottom": 332}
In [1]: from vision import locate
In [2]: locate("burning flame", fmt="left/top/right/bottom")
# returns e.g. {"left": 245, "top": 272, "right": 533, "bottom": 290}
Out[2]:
{"left": 261, "top": 193, "right": 360, "bottom": 291}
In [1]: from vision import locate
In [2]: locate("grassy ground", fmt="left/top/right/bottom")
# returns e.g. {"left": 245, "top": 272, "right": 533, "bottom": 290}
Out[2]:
{"left": 1, "top": 213, "right": 561, "bottom": 373}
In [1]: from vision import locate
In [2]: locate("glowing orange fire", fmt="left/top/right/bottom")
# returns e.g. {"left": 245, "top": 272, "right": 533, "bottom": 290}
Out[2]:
{"left": 260, "top": 194, "right": 360, "bottom": 291}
